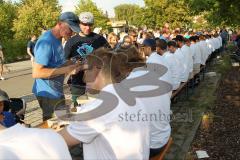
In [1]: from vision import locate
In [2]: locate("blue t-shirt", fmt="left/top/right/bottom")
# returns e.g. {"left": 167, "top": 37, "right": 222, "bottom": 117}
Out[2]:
{"left": 32, "top": 30, "right": 65, "bottom": 99}
{"left": 27, "top": 40, "right": 36, "bottom": 56}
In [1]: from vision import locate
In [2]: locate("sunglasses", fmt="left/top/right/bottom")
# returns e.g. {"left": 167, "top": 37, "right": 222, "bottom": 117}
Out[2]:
{"left": 81, "top": 23, "right": 93, "bottom": 27}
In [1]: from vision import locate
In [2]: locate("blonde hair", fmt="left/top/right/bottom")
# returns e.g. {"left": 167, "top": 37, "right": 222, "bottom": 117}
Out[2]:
{"left": 107, "top": 32, "right": 118, "bottom": 42}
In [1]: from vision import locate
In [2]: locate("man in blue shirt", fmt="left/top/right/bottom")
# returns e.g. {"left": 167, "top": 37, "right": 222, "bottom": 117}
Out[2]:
{"left": 32, "top": 12, "right": 83, "bottom": 121}
{"left": 27, "top": 34, "right": 37, "bottom": 65}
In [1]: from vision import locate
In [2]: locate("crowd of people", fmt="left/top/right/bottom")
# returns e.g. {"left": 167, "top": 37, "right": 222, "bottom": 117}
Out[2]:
{"left": 0, "top": 10, "right": 236, "bottom": 160}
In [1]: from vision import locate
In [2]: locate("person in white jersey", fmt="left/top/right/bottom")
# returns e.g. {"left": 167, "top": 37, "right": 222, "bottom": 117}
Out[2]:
{"left": 116, "top": 45, "right": 172, "bottom": 158}
{"left": 175, "top": 35, "right": 193, "bottom": 79}
{"left": 0, "top": 123, "right": 71, "bottom": 159}
{"left": 59, "top": 48, "right": 150, "bottom": 160}
{"left": 189, "top": 36, "right": 202, "bottom": 74}
{"left": 184, "top": 38, "right": 194, "bottom": 78}
{"left": 167, "top": 40, "right": 186, "bottom": 83}
{"left": 156, "top": 39, "right": 181, "bottom": 90}
{"left": 141, "top": 38, "right": 173, "bottom": 91}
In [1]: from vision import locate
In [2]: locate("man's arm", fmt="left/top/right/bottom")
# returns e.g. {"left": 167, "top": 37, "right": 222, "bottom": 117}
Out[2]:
{"left": 27, "top": 41, "right": 34, "bottom": 58}
{"left": 32, "top": 62, "right": 85, "bottom": 79}
{"left": 58, "top": 128, "right": 81, "bottom": 147}
{"left": 27, "top": 47, "right": 33, "bottom": 58}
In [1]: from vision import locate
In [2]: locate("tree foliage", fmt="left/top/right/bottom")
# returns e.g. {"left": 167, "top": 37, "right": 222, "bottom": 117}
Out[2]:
{"left": 12, "top": 0, "right": 61, "bottom": 39}
{"left": 114, "top": 0, "right": 193, "bottom": 29}
{"left": 75, "top": 0, "right": 109, "bottom": 29}
{"left": 144, "top": 0, "right": 192, "bottom": 29}
{"left": 189, "top": 0, "right": 240, "bottom": 27}
{"left": 0, "top": 1, "right": 17, "bottom": 42}
{"left": 114, "top": 4, "right": 143, "bottom": 26}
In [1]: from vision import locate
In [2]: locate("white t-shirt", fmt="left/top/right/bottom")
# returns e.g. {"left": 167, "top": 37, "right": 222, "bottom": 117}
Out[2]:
{"left": 146, "top": 52, "right": 173, "bottom": 89}
{"left": 190, "top": 43, "right": 201, "bottom": 65}
{"left": 206, "top": 39, "right": 215, "bottom": 53}
{"left": 196, "top": 42, "right": 206, "bottom": 65}
{"left": 0, "top": 124, "right": 71, "bottom": 160}
{"left": 181, "top": 45, "right": 194, "bottom": 73}
{"left": 174, "top": 49, "right": 188, "bottom": 82}
{"left": 162, "top": 51, "right": 181, "bottom": 90}
{"left": 212, "top": 38, "right": 219, "bottom": 50}
{"left": 124, "top": 67, "right": 171, "bottom": 149}
{"left": 67, "top": 84, "right": 150, "bottom": 160}
{"left": 199, "top": 40, "right": 211, "bottom": 65}
{"left": 217, "top": 36, "right": 222, "bottom": 47}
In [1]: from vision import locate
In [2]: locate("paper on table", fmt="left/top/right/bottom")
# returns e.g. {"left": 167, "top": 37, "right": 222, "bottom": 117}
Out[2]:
{"left": 196, "top": 150, "right": 209, "bottom": 159}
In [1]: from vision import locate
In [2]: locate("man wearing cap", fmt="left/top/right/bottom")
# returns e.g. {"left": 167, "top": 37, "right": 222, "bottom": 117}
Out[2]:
{"left": 64, "top": 12, "right": 109, "bottom": 107}
{"left": 32, "top": 12, "right": 84, "bottom": 121}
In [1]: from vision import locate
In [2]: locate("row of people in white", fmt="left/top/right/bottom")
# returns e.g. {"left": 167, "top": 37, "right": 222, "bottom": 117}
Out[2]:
{"left": 159, "top": 35, "right": 222, "bottom": 91}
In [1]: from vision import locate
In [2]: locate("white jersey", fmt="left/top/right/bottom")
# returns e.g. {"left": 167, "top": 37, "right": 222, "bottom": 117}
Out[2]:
{"left": 174, "top": 48, "right": 188, "bottom": 82}
{"left": 124, "top": 66, "right": 171, "bottom": 149}
{"left": 206, "top": 39, "right": 215, "bottom": 53}
{"left": 0, "top": 124, "right": 71, "bottom": 160}
{"left": 199, "top": 40, "right": 210, "bottom": 64}
{"left": 190, "top": 43, "right": 202, "bottom": 65}
{"left": 181, "top": 45, "right": 194, "bottom": 73}
{"left": 146, "top": 52, "right": 173, "bottom": 89}
{"left": 162, "top": 51, "right": 181, "bottom": 90}
{"left": 67, "top": 84, "right": 150, "bottom": 160}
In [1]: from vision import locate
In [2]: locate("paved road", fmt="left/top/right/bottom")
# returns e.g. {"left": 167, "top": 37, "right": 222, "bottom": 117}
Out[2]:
{"left": 0, "top": 68, "right": 33, "bottom": 97}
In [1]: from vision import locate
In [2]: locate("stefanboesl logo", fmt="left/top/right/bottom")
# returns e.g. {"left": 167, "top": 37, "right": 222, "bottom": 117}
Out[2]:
{"left": 49, "top": 55, "right": 173, "bottom": 122}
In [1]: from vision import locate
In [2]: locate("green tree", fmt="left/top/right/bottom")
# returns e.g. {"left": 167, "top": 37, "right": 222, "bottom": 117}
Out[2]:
{"left": 0, "top": 1, "right": 17, "bottom": 42}
{"left": 208, "top": 0, "right": 240, "bottom": 27}
{"left": 114, "top": 4, "right": 142, "bottom": 26}
{"left": 143, "top": 0, "right": 192, "bottom": 29}
{"left": 12, "top": 0, "right": 61, "bottom": 39}
{"left": 189, "top": 0, "right": 240, "bottom": 27}
{"left": 75, "top": 0, "right": 109, "bottom": 29}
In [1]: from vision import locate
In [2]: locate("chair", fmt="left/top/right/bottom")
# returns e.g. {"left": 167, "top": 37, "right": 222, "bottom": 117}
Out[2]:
{"left": 150, "top": 137, "right": 173, "bottom": 160}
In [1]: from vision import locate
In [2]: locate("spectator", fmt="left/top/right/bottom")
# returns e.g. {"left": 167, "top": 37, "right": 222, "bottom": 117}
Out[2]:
{"left": 0, "top": 89, "right": 16, "bottom": 128}
{"left": 64, "top": 12, "right": 109, "bottom": 107}
{"left": 107, "top": 32, "right": 119, "bottom": 50}
{"left": 27, "top": 34, "right": 37, "bottom": 65}
{"left": 32, "top": 12, "right": 83, "bottom": 121}
{"left": 129, "top": 30, "right": 139, "bottom": 48}
{"left": 220, "top": 28, "right": 228, "bottom": 50}
{"left": 121, "top": 35, "right": 132, "bottom": 48}
{"left": 0, "top": 44, "right": 6, "bottom": 80}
